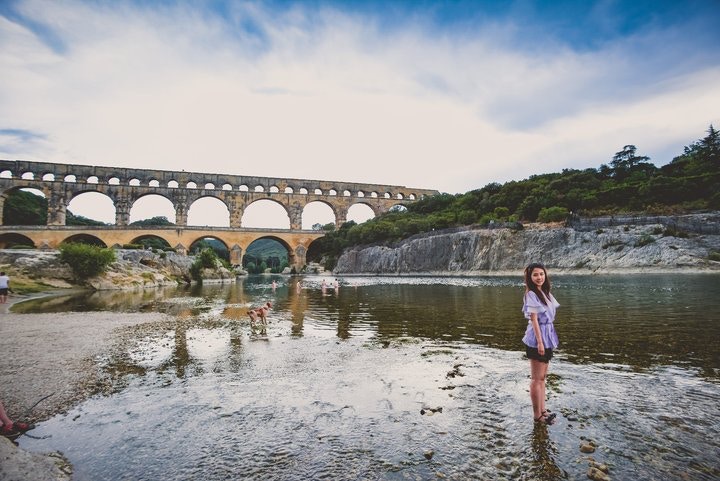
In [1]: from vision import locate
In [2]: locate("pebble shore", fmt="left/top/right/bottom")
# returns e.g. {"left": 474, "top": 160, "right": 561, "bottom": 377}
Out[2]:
{"left": 0, "top": 295, "right": 168, "bottom": 481}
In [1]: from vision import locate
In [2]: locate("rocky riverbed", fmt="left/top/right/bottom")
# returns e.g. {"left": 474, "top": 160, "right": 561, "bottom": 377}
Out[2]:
{"left": 0, "top": 302, "right": 168, "bottom": 481}
{"left": 0, "top": 248, "right": 237, "bottom": 295}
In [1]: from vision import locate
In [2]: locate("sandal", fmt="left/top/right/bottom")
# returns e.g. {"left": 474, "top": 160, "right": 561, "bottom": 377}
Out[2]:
{"left": 0, "top": 422, "right": 34, "bottom": 435}
{"left": 13, "top": 422, "right": 33, "bottom": 432}
{"left": 534, "top": 412, "right": 557, "bottom": 425}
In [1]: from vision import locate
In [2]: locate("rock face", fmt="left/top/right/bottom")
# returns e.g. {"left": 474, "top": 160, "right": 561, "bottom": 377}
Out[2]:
{"left": 0, "top": 249, "right": 238, "bottom": 290}
{"left": 334, "top": 223, "right": 720, "bottom": 275}
{"left": 0, "top": 436, "right": 71, "bottom": 481}
{"left": 87, "top": 250, "right": 195, "bottom": 290}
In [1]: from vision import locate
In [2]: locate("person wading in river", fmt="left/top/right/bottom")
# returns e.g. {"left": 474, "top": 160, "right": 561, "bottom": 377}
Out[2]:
{"left": 521, "top": 263, "right": 560, "bottom": 425}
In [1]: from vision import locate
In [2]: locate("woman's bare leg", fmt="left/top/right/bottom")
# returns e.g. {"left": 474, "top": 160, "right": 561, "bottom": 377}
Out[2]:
{"left": 530, "top": 359, "right": 545, "bottom": 420}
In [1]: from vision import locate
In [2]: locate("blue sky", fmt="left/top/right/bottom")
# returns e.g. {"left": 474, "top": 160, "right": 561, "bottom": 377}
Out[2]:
{"left": 1, "top": 0, "right": 719, "bottom": 204}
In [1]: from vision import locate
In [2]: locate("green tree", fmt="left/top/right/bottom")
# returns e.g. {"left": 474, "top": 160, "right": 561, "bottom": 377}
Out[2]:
{"left": 2, "top": 190, "right": 47, "bottom": 225}
{"left": 130, "top": 216, "right": 174, "bottom": 226}
{"left": 58, "top": 243, "right": 116, "bottom": 281}
{"left": 66, "top": 211, "right": 107, "bottom": 226}
{"left": 537, "top": 206, "right": 569, "bottom": 222}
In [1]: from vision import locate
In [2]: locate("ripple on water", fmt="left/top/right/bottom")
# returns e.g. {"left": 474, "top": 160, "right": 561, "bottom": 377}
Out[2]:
{"left": 15, "top": 275, "right": 720, "bottom": 480}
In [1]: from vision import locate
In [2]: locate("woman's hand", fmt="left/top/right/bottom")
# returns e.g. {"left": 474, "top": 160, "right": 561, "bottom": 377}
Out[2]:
{"left": 537, "top": 343, "right": 545, "bottom": 356}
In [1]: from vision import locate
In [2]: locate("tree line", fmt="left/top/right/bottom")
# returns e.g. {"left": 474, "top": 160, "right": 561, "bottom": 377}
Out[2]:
{"left": 309, "top": 125, "right": 719, "bottom": 268}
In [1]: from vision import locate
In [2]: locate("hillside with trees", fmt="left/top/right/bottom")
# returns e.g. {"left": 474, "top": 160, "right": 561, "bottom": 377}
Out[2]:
{"left": 309, "top": 125, "right": 720, "bottom": 267}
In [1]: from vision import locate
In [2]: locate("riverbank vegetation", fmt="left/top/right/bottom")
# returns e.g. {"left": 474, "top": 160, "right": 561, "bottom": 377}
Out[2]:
{"left": 58, "top": 243, "right": 116, "bottom": 281}
{"left": 309, "top": 125, "right": 719, "bottom": 267}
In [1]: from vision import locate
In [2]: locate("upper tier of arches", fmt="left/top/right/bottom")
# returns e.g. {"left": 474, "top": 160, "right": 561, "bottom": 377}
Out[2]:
{"left": 0, "top": 160, "right": 436, "bottom": 201}
{"left": 0, "top": 160, "right": 438, "bottom": 230}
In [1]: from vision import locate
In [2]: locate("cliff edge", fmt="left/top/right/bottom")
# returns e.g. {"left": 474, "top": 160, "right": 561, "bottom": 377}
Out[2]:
{"left": 334, "top": 221, "right": 720, "bottom": 275}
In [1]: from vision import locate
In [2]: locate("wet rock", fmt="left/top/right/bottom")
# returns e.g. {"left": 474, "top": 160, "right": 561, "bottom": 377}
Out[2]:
{"left": 587, "top": 466, "right": 611, "bottom": 481}
{"left": 0, "top": 437, "right": 71, "bottom": 481}
{"left": 580, "top": 442, "right": 596, "bottom": 453}
{"left": 420, "top": 407, "right": 443, "bottom": 416}
{"left": 423, "top": 450, "right": 434, "bottom": 460}
{"left": 589, "top": 461, "right": 609, "bottom": 473}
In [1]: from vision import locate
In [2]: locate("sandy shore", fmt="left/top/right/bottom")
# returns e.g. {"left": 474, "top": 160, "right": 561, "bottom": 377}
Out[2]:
{"left": 0, "top": 295, "right": 169, "bottom": 481}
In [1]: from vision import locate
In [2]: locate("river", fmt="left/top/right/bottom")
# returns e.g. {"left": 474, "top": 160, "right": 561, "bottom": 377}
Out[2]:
{"left": 15, "top": 274, "right": 720, "bottom": 480}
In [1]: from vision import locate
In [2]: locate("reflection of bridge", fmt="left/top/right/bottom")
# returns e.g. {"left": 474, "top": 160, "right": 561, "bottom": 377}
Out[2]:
{"left": 0, "top": 160, "right": 437, "bottom": 268}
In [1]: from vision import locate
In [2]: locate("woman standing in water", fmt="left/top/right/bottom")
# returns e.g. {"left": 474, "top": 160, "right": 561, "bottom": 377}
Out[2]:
{"left": 522, "top": 263, "right": 560, "bottom": 425}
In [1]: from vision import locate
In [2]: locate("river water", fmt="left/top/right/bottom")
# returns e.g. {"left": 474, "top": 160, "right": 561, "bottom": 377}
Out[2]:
{"left": 15, "top": 274, "right": 720, "bottom": 480}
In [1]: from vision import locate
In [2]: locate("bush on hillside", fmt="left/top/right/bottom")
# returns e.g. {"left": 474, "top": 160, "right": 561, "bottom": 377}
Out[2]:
{"left": 58, "top": 243, "right": 116, "bottom": 280}
{"left": 537, "top": 206, "right": 569, "bottom": 223}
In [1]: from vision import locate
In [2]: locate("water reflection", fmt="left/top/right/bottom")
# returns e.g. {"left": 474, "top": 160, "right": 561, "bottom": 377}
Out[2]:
{"left": 13, "top": 274, "right": 720, "bottom": 377}
{"left": 14, "top": 274, "right": 720, "bottom": 481}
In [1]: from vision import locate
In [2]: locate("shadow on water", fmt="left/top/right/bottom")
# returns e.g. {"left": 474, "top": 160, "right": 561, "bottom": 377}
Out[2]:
{"left": 13, "top": 274, "right": 720, "bottom": 480}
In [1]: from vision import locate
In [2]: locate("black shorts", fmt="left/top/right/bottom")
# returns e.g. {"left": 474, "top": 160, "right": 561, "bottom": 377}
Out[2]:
{"left": 0, "top": 288, "right": 7, "bottom": 296}
{"left": 526, "top": 345, "right": 553, "bottom": 363}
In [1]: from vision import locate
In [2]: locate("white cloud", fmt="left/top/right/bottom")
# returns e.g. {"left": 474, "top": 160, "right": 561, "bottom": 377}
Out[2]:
{"left": 0, "top": 0, "right": 718, "bottom": 207}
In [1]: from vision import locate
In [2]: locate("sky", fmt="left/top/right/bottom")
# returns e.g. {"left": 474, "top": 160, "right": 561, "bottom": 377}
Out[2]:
{"left": 1, "top": 0, "right": 719, "bottom": 226}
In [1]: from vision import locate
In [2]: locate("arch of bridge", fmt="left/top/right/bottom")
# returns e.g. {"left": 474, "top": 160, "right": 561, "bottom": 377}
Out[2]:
{"left": 0, "top": 226, "right": 324, "bottom": 268}
{"left": 0, "top": 160, "right": 438, "bottom": 229}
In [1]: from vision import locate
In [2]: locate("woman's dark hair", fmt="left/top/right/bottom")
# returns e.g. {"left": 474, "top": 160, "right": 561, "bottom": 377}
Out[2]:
{"left": 524, "top": 262, "right": 550, "bottom": 305}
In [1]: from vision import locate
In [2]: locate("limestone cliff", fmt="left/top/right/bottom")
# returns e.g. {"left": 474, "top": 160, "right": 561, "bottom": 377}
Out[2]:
{"left": 333, "top": 223, "right": 720, "bottom": 275}
{"left": 0, "top": 249, "right": 236, "bottom": 291}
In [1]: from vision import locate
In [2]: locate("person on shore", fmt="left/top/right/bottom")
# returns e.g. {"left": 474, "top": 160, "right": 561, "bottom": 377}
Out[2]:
{"left": 521, "top": 263, "right": 560, "bottom": 425}
{"left": 0, "top": 271, "right": 10, "bottom": 304}
{"left": 0, "top": 399, "right": 32, "bottom": 436}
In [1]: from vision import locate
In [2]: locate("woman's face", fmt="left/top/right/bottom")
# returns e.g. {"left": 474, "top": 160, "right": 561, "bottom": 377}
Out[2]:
{"left": 530, "top": 267, "right": 546, "bottom": 287}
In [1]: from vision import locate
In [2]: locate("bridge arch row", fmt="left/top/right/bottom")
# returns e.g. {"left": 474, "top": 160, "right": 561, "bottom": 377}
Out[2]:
{"left": 0, "top": 228, "right": 322, "bottom": 269}
{"left": 0, "top": 160, "right": 437, "bottom": 230}
{"left": 0, "top": 182, "right": 393, "bottom": 230}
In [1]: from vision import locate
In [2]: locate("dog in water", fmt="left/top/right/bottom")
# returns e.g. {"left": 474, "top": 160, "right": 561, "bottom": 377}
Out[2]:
{"left": 248, "top": 302, "right": 272, "bottom": 325}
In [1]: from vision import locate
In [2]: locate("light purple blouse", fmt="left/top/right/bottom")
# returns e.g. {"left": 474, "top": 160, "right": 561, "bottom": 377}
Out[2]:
{"left": 521, "top": 291, "right": 560, "bottom": 349}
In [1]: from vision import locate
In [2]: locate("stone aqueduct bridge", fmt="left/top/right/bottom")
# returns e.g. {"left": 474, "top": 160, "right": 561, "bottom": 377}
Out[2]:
{"left": 0, "top": 160, "right": 438, "bottom": 268}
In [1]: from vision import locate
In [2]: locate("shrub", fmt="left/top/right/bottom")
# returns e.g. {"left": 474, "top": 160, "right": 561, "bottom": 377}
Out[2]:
{"left": 635, "top": 235, "right": 656, "bottom": 247}
{"left": 190, "top": 248, "right": 219, "bottom": 282}
{"left": 709, "top": 251, "right": 720, "bottom": 262}
{"left": 537, "top": 206, "right": 569, "bottom": 223}
{"left": 58, "top": 243, "right": 116, "bottom": 280}
{"left": 197, "top": 248, "right": 218, "bottom": 269}
{"left": 663, "top": 226, "right": 690, "bottom": 238}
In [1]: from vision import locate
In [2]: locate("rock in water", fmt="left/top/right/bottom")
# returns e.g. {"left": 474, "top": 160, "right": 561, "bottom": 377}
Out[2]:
{"left": 587, "top": 466, "right": 611, "bottom": 481}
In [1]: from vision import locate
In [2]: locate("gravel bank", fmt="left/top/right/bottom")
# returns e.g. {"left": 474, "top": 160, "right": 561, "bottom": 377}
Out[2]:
{"left": 0, "top": 297, "right": 169, "bottom": 481}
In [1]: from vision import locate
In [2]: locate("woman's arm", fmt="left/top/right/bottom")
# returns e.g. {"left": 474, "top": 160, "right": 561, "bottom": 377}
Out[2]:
{"left": 530, "top": 312, "right": 544, "bottom": 355}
